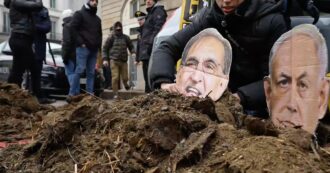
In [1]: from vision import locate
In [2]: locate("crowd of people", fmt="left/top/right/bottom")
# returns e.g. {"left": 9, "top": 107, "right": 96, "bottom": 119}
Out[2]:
{"left": 4, "top": 0, "right": 329, "bottom": 140}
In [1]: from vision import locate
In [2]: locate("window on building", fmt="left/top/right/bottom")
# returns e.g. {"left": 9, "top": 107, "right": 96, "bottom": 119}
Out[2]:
{"left": 2, "top": 12, "right": 10, "bottom": 33}
{"left": 50, "top": 0, "right": 56, "bottom": 9}
{"left": 50, "top": 21, "right": 56, "bottom": 40}
{"left": 130, "top": 27, "right": 139, "bottom": 35}
{"left": 130, "top": 0, "right": 139, "bottom": 18}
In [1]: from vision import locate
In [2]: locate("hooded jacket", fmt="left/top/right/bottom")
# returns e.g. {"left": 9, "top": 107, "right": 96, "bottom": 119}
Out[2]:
{"left": 138, "top": 3, "right": 167, "bottom": 61}
{"left": 149, "top": 0, "right": 288, "bottom": 111}
{"left": 71, "top": 4, "right": 102, "bottom": 51}
{"left": 5, "top": 0, "right": 43, "bottom": 36}
{"left": 62, "top": 16, "right": 76, "bottom": 64}
{"left": 102, "top": 22, "right": 135, "bottom": 62}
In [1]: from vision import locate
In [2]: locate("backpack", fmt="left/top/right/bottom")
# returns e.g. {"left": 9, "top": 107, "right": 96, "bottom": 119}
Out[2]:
{"left": 34, "top": 7, "right": 51, "bottom": 34}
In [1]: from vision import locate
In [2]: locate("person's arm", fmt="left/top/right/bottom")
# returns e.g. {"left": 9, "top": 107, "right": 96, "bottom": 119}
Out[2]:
{"left": 150, "top": 8, "right": 167, "bottom": 43}
{"left": 98, "top": 19, "right": 103, "bottom": 49}
{"left": 236, "top": 14, "right": 288, "bottom": 110}
{"left": 136, "top": 39, "right": 140, "bottom": 63}
{"left": 12, "top": 0, "right": 43, "bottom": 12}
{"left": 71, "top": 11, "right": 84, "bottom": 47}
{"left": 149, "top": 10, "right": 209, "bottom": 90}
{"left": 62, "top": 24, "right": 72, "bottom": 64}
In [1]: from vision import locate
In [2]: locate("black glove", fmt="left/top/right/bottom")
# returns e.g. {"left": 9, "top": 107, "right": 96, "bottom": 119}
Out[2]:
{"left": 305, "top": 0, "right": 320, "bottom": 24}
{"left": 63, "top": 59, "right": 68, "bottom": 65}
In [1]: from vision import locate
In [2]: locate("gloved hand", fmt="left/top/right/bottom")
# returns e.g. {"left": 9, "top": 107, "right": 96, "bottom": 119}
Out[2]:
{"left": 63, "top": 59, "right": 68, "bottom": 65}
{"left": 103, "top": 60, "right": 109, "bottom": 67}
{"left": 305, "top": 0, "right": 319, "bottom": 24}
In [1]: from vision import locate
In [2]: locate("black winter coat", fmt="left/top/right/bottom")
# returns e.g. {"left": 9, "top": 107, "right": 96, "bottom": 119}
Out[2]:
{"left": 5, "top": 0, "right": 43, "bottom": 36}
{"left": 136, "top": 26, "right": 142, "bottom": 62}
{"left": 149, "top": 0, "right": 288, "bottom": 110}
{"left": 71, "top": 5, "right": 102, "bottom": 51}
{"left": 62, "top": 16, "right": 76, "bottom": 64}
{"left": 102, "top": 33, "right": 135, "bottom": 62}
{"left": 138, "top": 3, "right": 167, "bottom": 61}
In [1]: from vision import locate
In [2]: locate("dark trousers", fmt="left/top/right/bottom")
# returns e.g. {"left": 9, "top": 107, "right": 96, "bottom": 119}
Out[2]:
{"left": 142, "top": 60, "right": 151, "bottom": 93}
{"left": 103, "top": 64, "right": 112, "bottom": 88}
{"left": 8, "top": 33, "right": 41, "bottom": 97}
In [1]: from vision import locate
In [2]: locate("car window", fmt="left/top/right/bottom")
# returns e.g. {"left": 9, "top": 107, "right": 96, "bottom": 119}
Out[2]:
{"left": 0, "top": 41, "right": 62, "bottom": 55}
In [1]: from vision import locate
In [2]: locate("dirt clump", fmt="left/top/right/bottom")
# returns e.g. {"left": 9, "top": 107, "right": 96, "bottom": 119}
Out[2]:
{"left": 0, "top": 82, "right": 53, "bottom": 148}
{"left": 0, "top": 88, "right": 329, "bottom": 173}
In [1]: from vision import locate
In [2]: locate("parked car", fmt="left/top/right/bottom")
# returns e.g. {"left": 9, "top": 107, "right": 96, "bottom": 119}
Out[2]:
{"left": 0, "top": 41, "right": 104, "bottom": 96}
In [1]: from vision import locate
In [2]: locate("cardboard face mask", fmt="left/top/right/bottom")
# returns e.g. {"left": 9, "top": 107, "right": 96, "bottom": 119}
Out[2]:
{"left": 175, "top": 28, "right": 232, "bottom": 101}
{"left": 264, "top": 24, "right": 329, "bottom": 134}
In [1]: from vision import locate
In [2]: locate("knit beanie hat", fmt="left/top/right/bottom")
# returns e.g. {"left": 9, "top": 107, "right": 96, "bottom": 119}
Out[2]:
{"left": 61, "top": 9, "right": 73, "bottom": 19}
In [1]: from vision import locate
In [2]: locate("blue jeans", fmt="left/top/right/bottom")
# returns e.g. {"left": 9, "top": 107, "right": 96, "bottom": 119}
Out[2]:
{"left": 72, "top": 47, "right": 97, "bottom": 95}
{"left": 64, "top": 59, "right": 75, "bottom": 96}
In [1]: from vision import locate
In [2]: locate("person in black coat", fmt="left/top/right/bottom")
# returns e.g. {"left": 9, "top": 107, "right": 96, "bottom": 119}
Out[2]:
{"left": 149, "top": 0, "right": 289, "bottom": 117}
{"left": 61, "top": 9, "right": 76, "bottom": 99}
{"left": 4, "top": 0, "right": 45, "bottom": 102}
{"left": 138, "top": 0, "right": 167, "bottom": 93}
{"left": 70, "top": 0, "right": 102, "bottom": 96}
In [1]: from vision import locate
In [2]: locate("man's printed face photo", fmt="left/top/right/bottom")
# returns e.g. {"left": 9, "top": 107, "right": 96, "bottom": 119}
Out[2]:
{"left": 264, "top": 34, "right": 329, "bottom": 134}
{"left": 176, "top": 36, "right": 229, "bottom": 101}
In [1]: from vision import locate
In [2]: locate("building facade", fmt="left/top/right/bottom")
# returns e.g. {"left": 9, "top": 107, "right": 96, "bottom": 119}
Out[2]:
{"left": 101, "top": 0, "right": 182, "bottom": 90}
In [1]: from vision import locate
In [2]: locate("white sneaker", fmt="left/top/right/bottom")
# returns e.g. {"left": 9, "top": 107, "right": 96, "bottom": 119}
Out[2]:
{"left": 113, "top": 95, "right": 118, "bottom": 99}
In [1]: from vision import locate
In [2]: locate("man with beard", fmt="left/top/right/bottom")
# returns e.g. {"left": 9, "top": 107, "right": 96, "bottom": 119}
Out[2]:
{"left": 264, "top": 24, "right": 329, "bottom": 134}
{"left": 166, "top": 28, "right": 232, "bottom": 101}
{"left": 102, "top": 22, "right": 135, "bottom": 99}
{"left": 149, "top": 0, "right": 288, "bottom": 117}
{"left": 71, "top": 0, "right": 102, "bottom": 96}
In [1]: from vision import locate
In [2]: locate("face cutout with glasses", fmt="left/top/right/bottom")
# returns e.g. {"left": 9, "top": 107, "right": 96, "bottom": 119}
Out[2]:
{"left": 176, "top": 36, "right": 230, "bottom": 101}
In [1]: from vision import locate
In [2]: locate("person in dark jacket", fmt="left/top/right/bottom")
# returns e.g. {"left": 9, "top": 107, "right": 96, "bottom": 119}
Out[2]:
{"left": 102, "top": 26, "right": 113, "bottom": 90}
{"left": 71, "top": 0, "right": 102, "bottom": 96}
{"left": 138, "top": 0, "right": 167, "bottom": 93}
{"left": 149, "top": 0, "right": 289, "bottom": 117}
{"left": 32, "top": 6, "right": 54, "bottom": 104}
{"left": 61, "top": 9, "right": 76, "bottom": 100}
{"left": 102, "top": 22, "right": 135, "bottom": 99}
{"left": 4, "top": 0, "right": 44, "bottom": 101}
{"left": 134, "top": 11, "right": 146, "bottom": 65}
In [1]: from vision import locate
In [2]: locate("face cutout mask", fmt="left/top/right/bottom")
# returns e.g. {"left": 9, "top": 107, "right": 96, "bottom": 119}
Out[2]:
{"left": 264, "top": 24, "right": 329, "bottom": 134}
{"left": 174, "top": 28, "right": 232, "bottom": 101}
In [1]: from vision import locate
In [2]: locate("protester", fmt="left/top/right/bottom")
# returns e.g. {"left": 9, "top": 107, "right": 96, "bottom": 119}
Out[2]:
{"left": 149, "top": 0, "right": 288, "bottom": 117}
{"left": 134, "top": 11, "right": 147, "bottom": 89}
{"left": 165, "top": 28, "right": 232, "bottom": 101}
{"left": 102, "top": 27, "right": 114, "bottom": 90}
{"left": 4, "top": 0, "right": 45, "bottom": 102}
{"left": 264, "top": 24, "right": 329, "bottom": 134}
{"left": 32, "top": 6, "right": 54, "bottom": 104}
{"left": 61, "top": 9, "right": 76, "bottom": 102}
{"left": 71, "top": 0, "right": 102, "bottom": 96}
{"left": 102, "top": 22, "right": 135, "bottom": 99}
{"left": 139, "top": 0, "right": 167, "bottom": 93}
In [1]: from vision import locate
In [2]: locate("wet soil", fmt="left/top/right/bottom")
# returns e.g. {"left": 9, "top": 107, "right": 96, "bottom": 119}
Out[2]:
{"left": 0, "top": 83, "right": 329, "bottom": 173}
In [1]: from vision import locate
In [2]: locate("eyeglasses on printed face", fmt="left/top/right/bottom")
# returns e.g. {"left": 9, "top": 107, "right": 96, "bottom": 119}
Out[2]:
{"left": 181, "top": 59, "right": 226, "bottom": 78}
